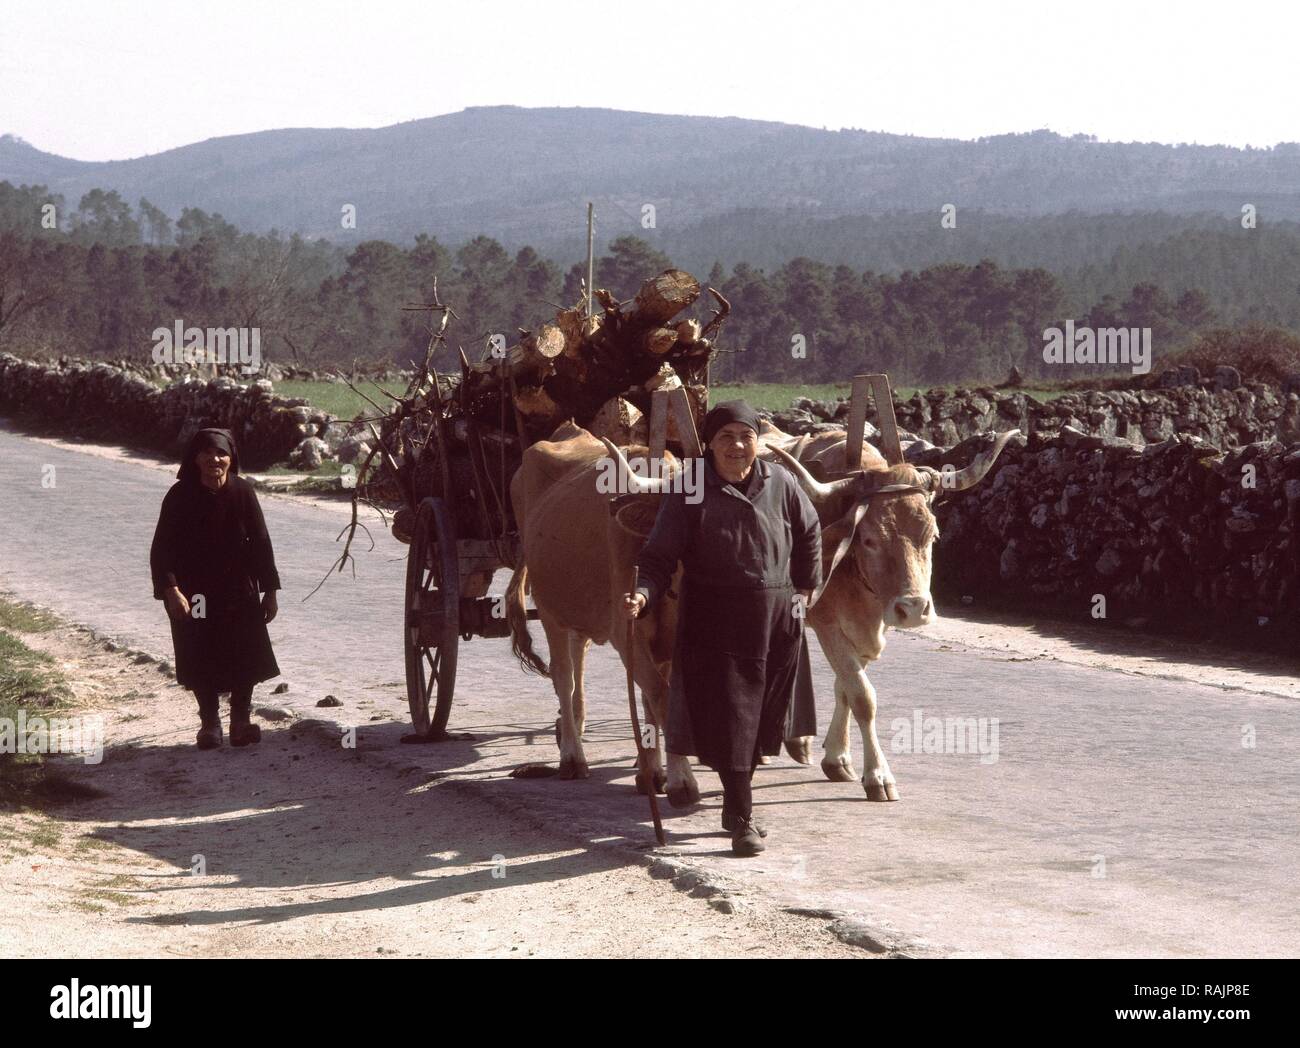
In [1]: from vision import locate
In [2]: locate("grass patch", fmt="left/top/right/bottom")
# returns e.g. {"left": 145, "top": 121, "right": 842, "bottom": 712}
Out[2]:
{"left": 30, "top": 825, "right": 60, "bottom": 848}
{"left": 0, "top": 597, "right": 81, "bottom": 809}
{"left": 712, "top": 381, "right": 1071, "bottom": 411}
{"left": 261, "top": 459, "right": 347, "bottom": 477}
{"left": 253, "top": 456, "right": 377, "bottom": 497}
{"left": 272, "top": 379, "right": 393, "bottom": 422}
{"left": 71, "top": 901, "right": 106, "bottom": 914}
{"left": 278, "top": 377, "right": 1075, "bottom": 425}
{"left": 0, "top": 600, "right": 59, "bottom": 633}
{"left": 93, "top": 874, "right": 143, "bottom": 890}
{"left": 81, "top": 889, "right": 142, "bottom": 907}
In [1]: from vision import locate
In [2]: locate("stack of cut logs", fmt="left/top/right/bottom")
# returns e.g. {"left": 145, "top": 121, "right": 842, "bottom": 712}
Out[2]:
{"left": 375, "top": 269, "right": 728, "bottom": 535}
{"left": 455, "top": 268, "right": 724, "bottom": 444}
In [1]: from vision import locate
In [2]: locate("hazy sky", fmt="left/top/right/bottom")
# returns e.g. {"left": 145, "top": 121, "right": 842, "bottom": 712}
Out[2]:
{"left": 2, "top": 0, "right": 1295, "bottom": 161}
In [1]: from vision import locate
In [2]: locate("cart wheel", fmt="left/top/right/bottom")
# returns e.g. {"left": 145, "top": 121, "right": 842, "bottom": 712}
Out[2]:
{"left": 404, "top": 497, "right": 459, "bottom": 741}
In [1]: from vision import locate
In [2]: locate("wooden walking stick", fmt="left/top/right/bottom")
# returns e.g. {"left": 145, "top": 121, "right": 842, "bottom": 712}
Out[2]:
{"left": 627, "top": 565, "right": 667, "bottom": 846}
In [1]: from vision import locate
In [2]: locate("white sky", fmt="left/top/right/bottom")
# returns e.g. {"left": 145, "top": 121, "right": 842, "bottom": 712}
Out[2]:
{"left": 1, "top": 0, "right": 1295, "bottom": 161}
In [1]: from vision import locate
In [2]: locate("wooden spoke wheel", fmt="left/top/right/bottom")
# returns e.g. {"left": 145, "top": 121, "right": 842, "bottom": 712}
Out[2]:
{"left": 404, "top": 497, "right": 459, "bottom": 741}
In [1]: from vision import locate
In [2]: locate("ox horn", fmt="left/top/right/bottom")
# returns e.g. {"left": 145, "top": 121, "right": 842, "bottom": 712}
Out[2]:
{"left": 768, "top": 443, "right": 860, "bottom": 507}
{"left": 599, "top": 437, "right": 673, "bottom": 495}
{"left": 924, "top": 429, "right": 1022, "bottom": 493}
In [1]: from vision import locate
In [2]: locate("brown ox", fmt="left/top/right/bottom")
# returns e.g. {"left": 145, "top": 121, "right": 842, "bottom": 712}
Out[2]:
{"left": 753, "top": 418, "right": 1017, "bottom": 798}
{"left": 508, "top": 417, "right": 1016, "bottom": 804}
{"left": 505, "top": 422, "right": 702, "bottom": 804}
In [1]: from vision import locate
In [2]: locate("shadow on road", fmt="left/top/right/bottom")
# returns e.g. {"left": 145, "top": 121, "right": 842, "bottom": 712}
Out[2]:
{"left": 46, "top": 716, "right": 657, "bottom": 928}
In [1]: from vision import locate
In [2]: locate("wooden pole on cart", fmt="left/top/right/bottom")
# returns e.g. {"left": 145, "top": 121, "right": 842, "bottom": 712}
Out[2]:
{"left": 846, "top": 373, "right": 904, "bottom": 469}
{"left": 585, "top": 202, "right": 595, "bottom": 321}
{"left": 649, "top": 386, "right": 703, "bottom": 463}
{"left": 627, "top": 565, "right": 666, "bottom": 846}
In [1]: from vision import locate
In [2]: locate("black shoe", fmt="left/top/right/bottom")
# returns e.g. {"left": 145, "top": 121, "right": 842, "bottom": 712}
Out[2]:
{"left": 229, "top": 708, "right": 262, "bottom": 747}
{"left": 721, "top": 808, "right": 767, "bottom": 837}
{"left": 730, "top": 815, "right": 766, "bottom": 857}
{"left": 196, "top": 722, "right": 223, "bottom": 750}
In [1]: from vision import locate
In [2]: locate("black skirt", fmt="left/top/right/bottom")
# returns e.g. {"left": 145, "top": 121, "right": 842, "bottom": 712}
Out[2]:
{"left": 665, "top": 579, "right": 804, "bottom": 771}
{"left": 168, "top": 581, "right": 280, "bottom": 693}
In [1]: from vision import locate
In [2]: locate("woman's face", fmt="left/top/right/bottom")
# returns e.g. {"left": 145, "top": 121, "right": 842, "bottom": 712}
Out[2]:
{"left": 709, "top": 422, "right": 758, "bottom": 476}
{"left": 196, "top": 445, "right": 231, "bottom": 486}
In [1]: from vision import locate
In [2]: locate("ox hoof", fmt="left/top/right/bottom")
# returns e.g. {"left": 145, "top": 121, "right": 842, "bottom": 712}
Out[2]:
{"left": 784, "top": 736, "right": 814, "bottom": 765}
{"left": 821, "top": 758, "right": 860, "bottom": 783}
{"left": 666, "top": 783, "right": 700, "bottom": 809}
{"left": 635, "top": 769, "right": 667, "bottom": 796}
{"left": 863, "top": 780, "right": 900, "bottom": 802}
{"left": 558, "top": 757, "right": 589, "bottom": 780}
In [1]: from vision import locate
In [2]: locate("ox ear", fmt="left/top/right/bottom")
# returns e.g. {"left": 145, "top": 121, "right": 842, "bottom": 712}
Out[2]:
{"left": 819, "top": 515, "right": 856, "bottom": 559}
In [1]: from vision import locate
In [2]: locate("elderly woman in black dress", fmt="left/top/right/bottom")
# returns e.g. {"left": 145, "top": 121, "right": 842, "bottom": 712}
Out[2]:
{"left": 150, "top": 428, "right": 282, "bottom": 749}
{"left": 623, "top": 401, "right": 822, "bottom": 856}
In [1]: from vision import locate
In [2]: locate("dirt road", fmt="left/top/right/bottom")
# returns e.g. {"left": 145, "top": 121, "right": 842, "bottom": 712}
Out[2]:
{"left": 2, "top": 422, "right": 1297, "bottom": 957}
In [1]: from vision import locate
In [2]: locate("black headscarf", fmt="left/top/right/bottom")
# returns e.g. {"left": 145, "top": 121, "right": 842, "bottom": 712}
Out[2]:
{"left": 701, "top": 399, "right": 762, "bottom": 446}
{"left": 177, "top": 427, "right": 241, "bottom": 484}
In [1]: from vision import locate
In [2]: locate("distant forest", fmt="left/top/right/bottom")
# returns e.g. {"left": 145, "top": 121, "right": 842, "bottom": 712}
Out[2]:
{"left": 1, "top": 180, "right": 1296, "bottom": 386}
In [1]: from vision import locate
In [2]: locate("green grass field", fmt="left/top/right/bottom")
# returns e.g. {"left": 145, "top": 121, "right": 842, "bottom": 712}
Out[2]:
{"left": 271, "top": 378, "right": 400, "bottom": 422}
{"left": 267, "top": 378, "right": 1070, "bottom": 426}
{"left": 233, "top": 377, "right": 1071, "bottom": 480}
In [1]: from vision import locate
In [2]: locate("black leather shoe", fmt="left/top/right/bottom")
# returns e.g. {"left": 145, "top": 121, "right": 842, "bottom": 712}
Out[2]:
{"left": 721, "top": 808, "right": 767, "bottom": 837}
{"left": 229, "top": 708, "right": 262, "bottom": 747}
{"left": 730, "top": 815, "right": 766, "bottom": 857}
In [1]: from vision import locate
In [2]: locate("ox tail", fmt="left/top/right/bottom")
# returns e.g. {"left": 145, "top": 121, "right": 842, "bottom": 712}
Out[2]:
{"left": 506, "top": 561, "right": 550, "bottom": 678}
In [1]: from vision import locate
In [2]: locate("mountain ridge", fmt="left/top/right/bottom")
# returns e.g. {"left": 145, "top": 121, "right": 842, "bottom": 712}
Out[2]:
{"left": 4, "top": 106, "right": 1299, "bottom": 265}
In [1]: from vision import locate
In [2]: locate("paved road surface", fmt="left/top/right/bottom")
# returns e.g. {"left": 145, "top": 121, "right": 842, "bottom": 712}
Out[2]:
{"left": 2, "top": 425, "right": 1296, "bottom": 956}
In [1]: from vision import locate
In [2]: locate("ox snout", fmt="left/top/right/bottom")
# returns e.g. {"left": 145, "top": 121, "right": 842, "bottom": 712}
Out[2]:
{"left": 886, "top": 594, "right": 933, "bottom": 629}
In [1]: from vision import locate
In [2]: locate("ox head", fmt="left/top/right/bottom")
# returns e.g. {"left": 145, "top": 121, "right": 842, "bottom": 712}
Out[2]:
{"left": 769, "top": 431, "right": 1019, "bottom": 629}
{"left": 598, "top": 437, "right": 681, "bottom": 495}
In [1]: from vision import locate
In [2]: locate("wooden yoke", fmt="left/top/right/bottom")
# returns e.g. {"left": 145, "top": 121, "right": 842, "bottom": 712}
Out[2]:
{"left": 846, "top": 373, "right": 903, "bottom": 469}
{"left": 649, "top": 386, "right": 703, "bottom": 462}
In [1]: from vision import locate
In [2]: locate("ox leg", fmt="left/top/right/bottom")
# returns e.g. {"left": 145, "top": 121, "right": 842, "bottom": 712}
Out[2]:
{"left": 820, "top": 680, "right": 860, "bottom": 783}
{"left": 628, "top": 643, "right": 668, "bottom": 797}
{"left": 629, "top": 646, "right": 699, "bottom": 806}
{"left": 542, "top": 618, "right": 588, "bottom": 780}
{"left": 820, "top": 634, "right": 898, "bottom": 801}
{"left": 664, "top": 753, "right": 699, "bottom": 807}
{"left": 847, "top": 673, "right": 898, "bottom": 801}
{"left": 635, "top": 685, "right": 666, "bottom": 797}
{"left": 570, "top": 635, "right": 591, "bottom": 738}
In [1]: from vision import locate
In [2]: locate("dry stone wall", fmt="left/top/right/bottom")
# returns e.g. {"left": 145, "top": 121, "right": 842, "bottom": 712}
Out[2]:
{"left": 772, "top": 383, "right": 1300, "bottom": 451}
{"left": 0, "top": 354, "right": 361, "bottom": 470}
{"left": 910, "top": 429, "right": 1300, "bottom": 639}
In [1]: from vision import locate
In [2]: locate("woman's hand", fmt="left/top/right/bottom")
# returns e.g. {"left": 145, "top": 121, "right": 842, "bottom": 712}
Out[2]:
{"left": 622, "top": 591, "right": 646, "bottom": 620}
{"left": 164, "top": 587, "right": 190, "bottom": 622}
{"left": 262, "top": 591, "right": 278, "bottom": 624}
